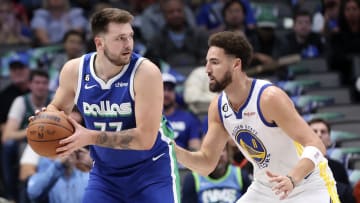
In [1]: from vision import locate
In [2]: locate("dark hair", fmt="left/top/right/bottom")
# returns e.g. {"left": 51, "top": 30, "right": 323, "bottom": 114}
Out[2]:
{"left": 293, "top": 9, "right": 312, "bottom": 21}
{"left": 338, "top": 0, "right": 360, "bottom": 32}
{"left": 208, "top": 31, "right": 253, "bottom": 70}
{"left": 62, "top": 30, "right": 86, "bottom": 43}
{"left": 90, "top": 8, "right": 133, "bottom": 36}
{"left": 222, "top": 0, "right": 246, "bottom": 19}
{"left": 30, "top": 69, "right": 49, "bottom": 81}
{"left": 308, "top": 118, "right": 331, "bottom": 132}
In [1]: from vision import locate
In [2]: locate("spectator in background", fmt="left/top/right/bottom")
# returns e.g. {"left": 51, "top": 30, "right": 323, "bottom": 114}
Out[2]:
{"left": 328, "top": 0, "right": 360, "bottom": 87}
{"left": 162, "top": 73, "right": 202, "bottom": 151}
{"left": 196, "top": 0, "right": 256, "bottom": 34}
{"left": 248, "top": 8, "right": 288, "bottom": 66}
{"left": 49, "top": 30, "right": 86, "bottom": 91}
{"left": 25, "top": 147, "right": 91, "bottom": 203}
{"left": 312, "top": 0, "right": 341, "bottom": 35}
{"left": 0, "top": 52, "right": 30, "bottom": 199}
{"left": 146, "top": 0, "right": 208, "bottom": 68}
{"left": 308, "top": 118, "right": 356, "bottom": 203}
{"left": 0, "top": 0, "right": 31, "bottom": 44}
{"left": 285, "top": 9, "right": 325, "bottom": 58}
{"left": 30, "top": 0, "right": 88, "bottom": 46}
{"left": 1, "top": 69, "right": 51, "bottom": 203}
{"left": 0, "top": 53, "right": 30, "bottom": 132}
{"left": 139, "top": 0, "right": 196, "bottom": 43}
{"left": 222, "top": 0, "right": 250, "bottom": 35}
{"left": 182, "top": 144, "right": 251, "bottom": 203}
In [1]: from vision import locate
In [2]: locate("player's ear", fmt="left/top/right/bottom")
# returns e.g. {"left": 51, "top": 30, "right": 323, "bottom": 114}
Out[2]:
{"left": 233, "top": 58, "right": 242, "bottom": 71}
{"left": 94, "top": 36, "right": 104, "bottom": 50}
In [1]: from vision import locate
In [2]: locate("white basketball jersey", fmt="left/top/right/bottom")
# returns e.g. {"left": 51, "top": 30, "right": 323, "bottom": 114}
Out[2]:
{"left": 218, "top": 79, "right": 313, "bottom": 186}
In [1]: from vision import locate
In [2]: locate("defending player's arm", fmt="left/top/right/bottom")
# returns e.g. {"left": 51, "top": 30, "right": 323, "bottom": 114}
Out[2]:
{"left": 174, "top": 96, "right": 230, "bottom": 176}
{"left": 261, "top": 86, "right": 326, "bottom": 185}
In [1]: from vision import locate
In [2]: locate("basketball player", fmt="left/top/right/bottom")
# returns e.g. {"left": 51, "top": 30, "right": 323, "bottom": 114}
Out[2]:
{"left": 174, "top": 31, "right": 340, "bottom": 203}
{"left": 30, "top": 8, "right": 180, "bottom": 203}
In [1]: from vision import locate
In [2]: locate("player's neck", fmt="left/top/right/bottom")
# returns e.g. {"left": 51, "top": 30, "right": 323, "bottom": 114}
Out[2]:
{"left": 225, "top": 75, "right": 252, "bottom": 112}
{"left": 94, "top": 54, "right": 125, "bottom": 82}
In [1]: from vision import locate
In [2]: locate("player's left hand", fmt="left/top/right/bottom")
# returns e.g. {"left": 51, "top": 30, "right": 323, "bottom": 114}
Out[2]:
{"left": 266, "top": 170, "right": 295, "bottom": 200}
{"left": 56, "top": 116, "right": 93, "bottom": 158}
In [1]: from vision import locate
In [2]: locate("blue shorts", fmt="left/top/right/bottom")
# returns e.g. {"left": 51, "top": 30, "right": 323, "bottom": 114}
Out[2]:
{"left": 82, "top": 144, "right": 181, "bottom": 203}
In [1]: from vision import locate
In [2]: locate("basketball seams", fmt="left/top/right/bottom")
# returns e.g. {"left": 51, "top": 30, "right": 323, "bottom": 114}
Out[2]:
{"left": 27, "top": 137, "right": 68, "bottom": 142}
{"left": 28, "top": 120, "right": 74, "bottom": 134}
{"left": 26, "top": 112, "right": 74, "bottom": 157}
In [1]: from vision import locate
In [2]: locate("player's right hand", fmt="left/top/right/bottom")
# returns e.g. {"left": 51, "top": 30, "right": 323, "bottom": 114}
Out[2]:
{"left": 266, "top": 170, "right": 294, "bottom": 200}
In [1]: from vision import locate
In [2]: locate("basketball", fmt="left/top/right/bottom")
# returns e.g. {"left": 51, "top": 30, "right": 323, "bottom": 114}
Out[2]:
{"left": 26, "top": 111, "right": 74, "bottom": 157}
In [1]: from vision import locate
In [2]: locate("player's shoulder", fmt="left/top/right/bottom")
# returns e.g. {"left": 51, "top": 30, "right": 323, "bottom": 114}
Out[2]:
{"left": 138, "top": 58, "right": 160, "bottom": 71}
{"left": 60, "top": 57, "right": 83, "bottom": 76}
{"left": 259, "top": 83, "right": 294, "bottom": 111}
{"left": 260, "top": 84, "right": 287, "bottom": 102}
{"left": 135, "top": 58, "right": 161, "bottom": 79}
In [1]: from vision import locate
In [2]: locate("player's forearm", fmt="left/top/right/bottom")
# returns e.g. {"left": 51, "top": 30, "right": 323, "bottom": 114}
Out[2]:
{"left": 92, "top": 128, "right": 155, "bottom": 150}
{"left": 287, "top": 158, "right": 315, "bottom": 185}
{"left": 174, "top": 144, "right": 216, "bottom": 176}
{"left": 288, "top": 143, "right": 326, "bottom": 185}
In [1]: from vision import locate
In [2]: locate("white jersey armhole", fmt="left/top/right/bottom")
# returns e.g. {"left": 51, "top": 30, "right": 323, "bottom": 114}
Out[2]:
{"left": 129, "top": 57, "right": 145, "bottom": 100}
{"left": 74, "top": 55, "right": 85, "bottom": 104}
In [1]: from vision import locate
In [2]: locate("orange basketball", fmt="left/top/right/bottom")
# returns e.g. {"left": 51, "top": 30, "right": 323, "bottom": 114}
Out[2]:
{"left": 26, "top": 111, "right": 74, "bottom": 157}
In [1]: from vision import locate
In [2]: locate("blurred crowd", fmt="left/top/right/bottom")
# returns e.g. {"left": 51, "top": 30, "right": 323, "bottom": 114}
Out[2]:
{"left": 0, "top": 0, "right": 360, "bottom": 203}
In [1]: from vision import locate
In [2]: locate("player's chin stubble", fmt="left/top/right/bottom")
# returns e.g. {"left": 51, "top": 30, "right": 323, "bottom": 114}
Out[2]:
{"left": 209, "top": 71, "right": 232, "bottom": 92}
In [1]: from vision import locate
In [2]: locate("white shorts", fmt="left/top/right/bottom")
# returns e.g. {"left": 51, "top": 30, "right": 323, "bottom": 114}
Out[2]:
{"left": 236, "top": 178, "right": 332, "bottom": 203}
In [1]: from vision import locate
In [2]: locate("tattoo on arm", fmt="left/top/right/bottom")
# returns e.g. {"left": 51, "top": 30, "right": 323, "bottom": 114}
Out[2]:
{"left": 96, "top": 130, "right": 134, "bottom": 149}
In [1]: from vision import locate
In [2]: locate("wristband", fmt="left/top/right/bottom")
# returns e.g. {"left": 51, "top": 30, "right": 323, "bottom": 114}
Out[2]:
{"left": 286, "top": 175, "right": 295, "bottom": 189}
{"left": 300, "top": 146, "right": 324, "bottom": 167}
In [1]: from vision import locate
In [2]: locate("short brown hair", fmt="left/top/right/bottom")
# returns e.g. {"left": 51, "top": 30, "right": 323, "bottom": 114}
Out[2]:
{"left": 208, "top": 31, "right": 253, "bottom": 70}
{"left": 308, "top": 118, "right": 331, "bottom": 132}
{"left": 90, "top": 8, "right": 134, "bottom": 36}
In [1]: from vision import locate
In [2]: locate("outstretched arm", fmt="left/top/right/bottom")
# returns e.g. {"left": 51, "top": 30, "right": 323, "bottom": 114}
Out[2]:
{"left": 174, "top": 96, "right": 230, "bottom": 176}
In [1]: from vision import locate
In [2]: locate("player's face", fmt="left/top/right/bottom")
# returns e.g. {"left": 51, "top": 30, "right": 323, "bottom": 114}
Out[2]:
{"left": 310, "top": 122, "right": 332, "bottom": 148}
{"left": 30, "top": 75, "right": 49, "bottom": 99}
{"left": 163, "top": 83, "right": 176, "bottom": 109}
{"left": 294, "top": 15, "right": 311, "bottom": 38}
{"left": 206, "top": 46, "right": 233, "bottom": 92}
{"left": 64, "top": 34, "right": 84, "bottom": 59}
{"left": 102, "top": 22, "right": 134, "bottom": 66}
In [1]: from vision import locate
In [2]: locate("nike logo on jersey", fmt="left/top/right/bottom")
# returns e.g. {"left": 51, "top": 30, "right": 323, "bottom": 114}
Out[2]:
{"left": 85, "top": 84, "right": 97, "bottom": 89}
{"left": 152, "top": 153, "right": 165, "bottom": 161}
{"left": 224, "top": 114, "right": 232, "bottom": 118}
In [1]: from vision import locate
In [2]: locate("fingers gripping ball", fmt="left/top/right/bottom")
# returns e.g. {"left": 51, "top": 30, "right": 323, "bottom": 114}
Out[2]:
{"left": 26, "top": 111, "right": 74, "bottom": 157}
